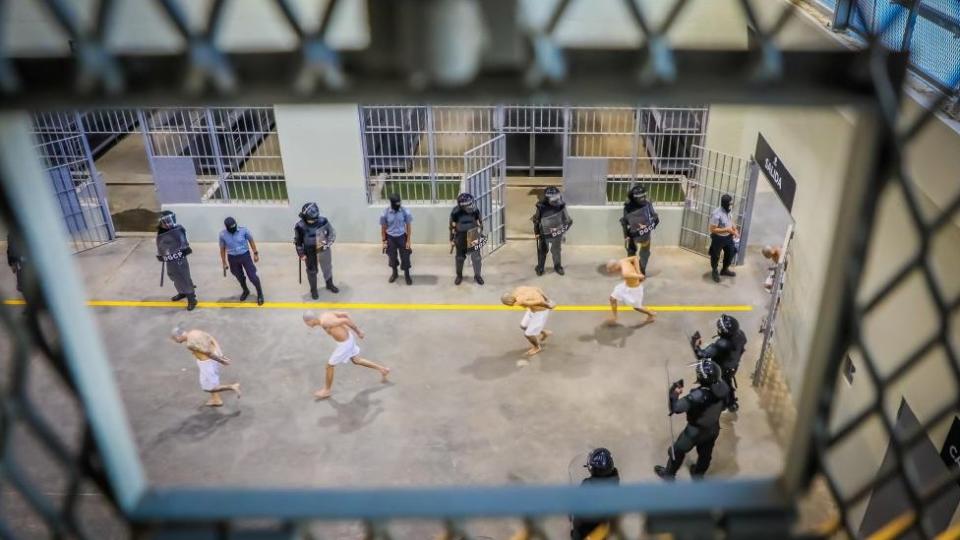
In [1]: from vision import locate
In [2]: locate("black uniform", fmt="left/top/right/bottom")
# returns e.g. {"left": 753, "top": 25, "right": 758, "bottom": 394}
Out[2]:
{"left": 620, "top": 199, "right": 659, "bottom": 274}
{"left": 532, "top": 198, "right": 573, "bottom": 274}
{"left": 6, "top": 233, "right": 23, "bottom": 292}
{"left": 450, "top": 206, "right": 483, "bottom": 283}
{"left": 693, "top": 330, "right": 747, "bottom": 411}
{"left": 294, "top": 216, "right": 337, "bottom": 297}
{"left": 570, "top": 469, "right": 620, "bottom": 539}
{"left": 661, "top": 378, "right": 730, "bottom": 478}
{"left": 156, "top": 223, "right": 197, "bottom": 310}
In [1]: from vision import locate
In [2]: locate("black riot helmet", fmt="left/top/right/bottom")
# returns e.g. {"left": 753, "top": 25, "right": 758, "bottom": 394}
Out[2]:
{"left": 457, "top": 192, "right": 475, "bottom": 210}
{"left": 695, "top": 359, "right": 721, "bottom": 386}
{"left": 158, "top": 210, "right": 177, "bottom": 229}
{"left": 544, "top": 186, "right": 563, "bottom": 207}
{"left": 716, "top": 314, "right": 740, "bottom": 337}
{"left": 629, "top": 184, "right": 648, "bottom": 205}
{"left": 299, "top": 202, "right": 320, "bottom": 222}
{"left": 586, "top": 447, "right": 615, "bottom": 477}
{"left": 720, "top": 193, "right": 733, "bottom": 212}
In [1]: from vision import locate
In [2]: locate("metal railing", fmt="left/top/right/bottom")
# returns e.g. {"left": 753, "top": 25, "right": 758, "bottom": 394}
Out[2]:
{"left": 359, "top": 105, "right": 708, "bottom": 206}
{"left": 29, "top": 112, "right": 115, "bottom": 253}
{"left": 141, "top": 107, "right": 287, "bottom": 205}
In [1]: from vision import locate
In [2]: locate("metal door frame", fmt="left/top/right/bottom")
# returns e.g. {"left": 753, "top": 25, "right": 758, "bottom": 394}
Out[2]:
{"left": 678, "top": 145, "right": 758, "bottom": 265}
{"left": 462, "top": 134, "right": 507, "bottom": 257}
{"left": 752, "top": 223, "right": 795, "bottom": 385}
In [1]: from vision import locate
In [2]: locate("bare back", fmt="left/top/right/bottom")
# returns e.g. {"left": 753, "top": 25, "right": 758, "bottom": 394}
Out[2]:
{"left": 512, "top": 286, "right": 549, "bottom": 312}
{"left": 620, "top": 256, "right": 644, "bottom": 288}
{"left": 319, "top": 312, "right": 351, "bottom": 342}
{"left": 185, "top": 330, "right": 221, "bottom": 361}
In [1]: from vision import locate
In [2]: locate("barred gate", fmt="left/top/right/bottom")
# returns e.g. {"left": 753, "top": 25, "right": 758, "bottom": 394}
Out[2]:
{"left": 678, "top": 146, "right": 759, "bottom": 265}
{"left": 30, "top": 112, "right": 115, "bottom": 253}
{"left": 463, "top": 135, "right": 507, "bottom": 256}
{"left": 753, "top": 224, "right": 795, "bottom": 385}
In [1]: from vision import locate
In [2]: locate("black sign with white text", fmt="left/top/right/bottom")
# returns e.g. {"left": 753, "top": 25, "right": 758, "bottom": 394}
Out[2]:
{"left": 755, "top": 133, "right": 797, "bottom": 213}
{"left": 939, "top": 417, "right": 960, "bottom": 486}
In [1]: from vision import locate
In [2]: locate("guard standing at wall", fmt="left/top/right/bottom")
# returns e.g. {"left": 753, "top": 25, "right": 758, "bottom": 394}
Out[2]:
{"left": 570, "top": 448, "right": 621, "bottom": 539}
{"left": 156, "top": 210, "right": 197, "bottom": 311}
{"left": 450, "top": 192, "right": 485, "bottom": 286}
{"left": 294, "top": 203, "right": 339, "bottom": 299}
{"left": 654, "top": 359, "right": 729, "bottom": 480}
{"left": 620, "top": 184, "right": 660, "bottom": 274}
{"left": 691, "top": 314, "right": 747, "bottom": 412}
{"left": 380, "top": 193, "right": 414, "bottom": 285}
{"left": 532, "top": 186, "right": 573, "bottom": 276}
{"left": 219, "top": 217, "right": 264, "bottom": 305}
{"left": 708, "top": 193, "right": 739, "bottom": 283}
{"left": 6, "top": 233, "right": 23, "bottom": 293}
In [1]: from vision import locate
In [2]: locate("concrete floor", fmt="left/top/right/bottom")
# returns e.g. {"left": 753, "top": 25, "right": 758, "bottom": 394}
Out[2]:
{"left": 2, "top": 239, "right": 788, "bottom": 538}
{"left": 95, "top": 134, "right": 161, "bottom": 232}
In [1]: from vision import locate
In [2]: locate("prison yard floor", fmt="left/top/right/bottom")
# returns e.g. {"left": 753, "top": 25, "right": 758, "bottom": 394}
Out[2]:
{"left": 1, "top": 239, "right": 788, "bottom": 539}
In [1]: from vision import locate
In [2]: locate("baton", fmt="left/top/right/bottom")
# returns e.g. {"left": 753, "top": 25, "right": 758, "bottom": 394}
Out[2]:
{"left": 160, "top": 260, "right": 165, "bottom": 287}
{"left": 298, "top": 257, "right": 302, "bottom": 284}
{"left": 223, "top": 264, "right": 227, "bottom": 278}
{"left": 665, "top": 360, "right": 677, "bottom": 463}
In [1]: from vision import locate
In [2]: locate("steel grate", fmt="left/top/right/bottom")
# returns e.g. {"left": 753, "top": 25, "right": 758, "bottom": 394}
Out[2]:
{"left": 2, "top": 0, "right": 959, "bottom": 538}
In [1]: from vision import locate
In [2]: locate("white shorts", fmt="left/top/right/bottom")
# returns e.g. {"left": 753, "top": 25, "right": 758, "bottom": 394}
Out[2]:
{"left": 611, "top": 282, "right": 645, "bottom": 309}
{"left": 521, "top": 309, "right": 550, "bottom": 337}
{"left": 328, "top": 331, "right": 360, "bottom": 366}
{"left": 196, "top": 359, "right": 221, "bottom": 391}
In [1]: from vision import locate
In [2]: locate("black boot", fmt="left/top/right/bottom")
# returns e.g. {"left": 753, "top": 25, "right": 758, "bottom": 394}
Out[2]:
{"left": 455, "top": 257, "right": 465, "bottom": 285}
{"left": 307, "top": 273, "right": 319, "bottom": 299}
{"left": 711, "top": 269, "right": 721, "bottom": 283}
{"left": 653, "top": 465, "right": 675, "bottom": 480}
{"left": 554, "top": 265, "right": 565, "bottom": 276}
{"left": 255, "top": 285, "right": 264, "bottom": 306}
{"left": 239, "top": 287, "right": 250, "bottom": 302}
{"left": 474, "top": 275, "right": 484, "bottom": 285}
{"left": 171, "top": 293, "right": 187, "bottom": 302}
{"left": 325, "top": 279, "right": 339, "bottom": 294}
{"left": 720, "top": 268, "right": 737, "bottom": 277}
{"left": 404, "top": 269, "right": 412, "bottom": 285}
{"left": 389, "top": 268, "right": 399, "bottom": 283}
{"left": 535, "top": 265, "right": 544, "bottom": 276}
{"left": 186, "top": 294, "right": 198, "bottom": 311}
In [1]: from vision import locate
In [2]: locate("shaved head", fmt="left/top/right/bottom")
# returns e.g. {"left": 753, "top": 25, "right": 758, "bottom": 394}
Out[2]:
{"left": 500, "top": 292, "right": 516, "bottom": 306}
{"left": 170, "top": 325, "right": 187, "bottom": 342}
{"left": 761, "top": 245, "right": 775, "bottom": 258}
{"left": 605, "top": 259, "right": 620, "bottom": 273}
{"left": 303, "top": 310, "right": 321, "bottom": 327}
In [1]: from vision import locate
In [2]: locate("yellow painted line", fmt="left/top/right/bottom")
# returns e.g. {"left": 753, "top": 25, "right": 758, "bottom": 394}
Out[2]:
{"left": 4, "top": 298, "right": 752, "bottom": 312}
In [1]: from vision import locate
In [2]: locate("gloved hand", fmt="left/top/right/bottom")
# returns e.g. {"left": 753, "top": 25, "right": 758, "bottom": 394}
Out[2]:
{"left": 670, "top": 379, "right": 684, "bottom": 395}
{"left": 156, "top": 255, "right": 163, "bottom": 262}
{"left": 182, "top": 247, "right": 193, "bottom": 256}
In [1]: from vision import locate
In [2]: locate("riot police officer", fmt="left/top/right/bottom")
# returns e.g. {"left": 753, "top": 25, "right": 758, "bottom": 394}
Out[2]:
{"left": 620, "top": 184, "right": 660, "bottom": 274}
{"left": 571, "top": 448, "right": 620, "bottom": 539}
{"left": 294, "top": 202, "right": 339, "bottom": 299}
{"left": 155, "top": 210, "right": 197, "bottom": 311}
{"left": 691, "top": 314, "right": 747, "bottom": 412}
{"left": 654, "top": 359, "right": 730, "bottom": 480}
{"left": 450, "top": 192, "right": 484, "bottom": 286}
{"left": 532, "top": 186, "right": 573, "bottom": 276}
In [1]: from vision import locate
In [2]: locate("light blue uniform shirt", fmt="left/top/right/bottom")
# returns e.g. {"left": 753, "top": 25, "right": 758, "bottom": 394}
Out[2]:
{"left": 219, "top": 226, "right": 254, "bottom": 256}
{"left": 709, "top": 207, "right": 734, "bottom": 236}
{"left": 380, "top": 207, "right": 413, "bottom": 237}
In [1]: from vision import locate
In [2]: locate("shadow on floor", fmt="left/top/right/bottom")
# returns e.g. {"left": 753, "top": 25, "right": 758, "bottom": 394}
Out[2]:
{"left": 577, "top": 321, "right": 652, "bottom": 348}
{"left": 148, "top": 408, "right": 245, "bottom": 449}
{"left": 459, "top": 349, "right": 529, "bottom": 380}
{"left": 317, "top": 384, "right": 390, "bottom": 434}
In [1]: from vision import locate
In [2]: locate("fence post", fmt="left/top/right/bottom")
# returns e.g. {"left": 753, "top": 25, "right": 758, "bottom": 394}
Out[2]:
{"left": 426, "top": 106, "right": 438, "bottom": 203}
{"left": 630, "top": 106, "right": 640, "bottom": 183}
{"left": 204, "top": 108, "right": 230, "bottom": 203}
{"left": 832, "top": 0, "right": 854, "bottom": 31}
{"left": 735, "top": 160, "right": 760, "bottom": 266}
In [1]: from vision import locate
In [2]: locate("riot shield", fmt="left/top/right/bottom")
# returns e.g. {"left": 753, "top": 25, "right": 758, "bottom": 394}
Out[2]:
{"left": 540, "top": 211, "right": 568, "bottom": 238}
{"left": 156, "top": 228, "right": 188, "bottom": 262}
{"left": 625, "top": 207, "right": 655, "bottom": 237}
